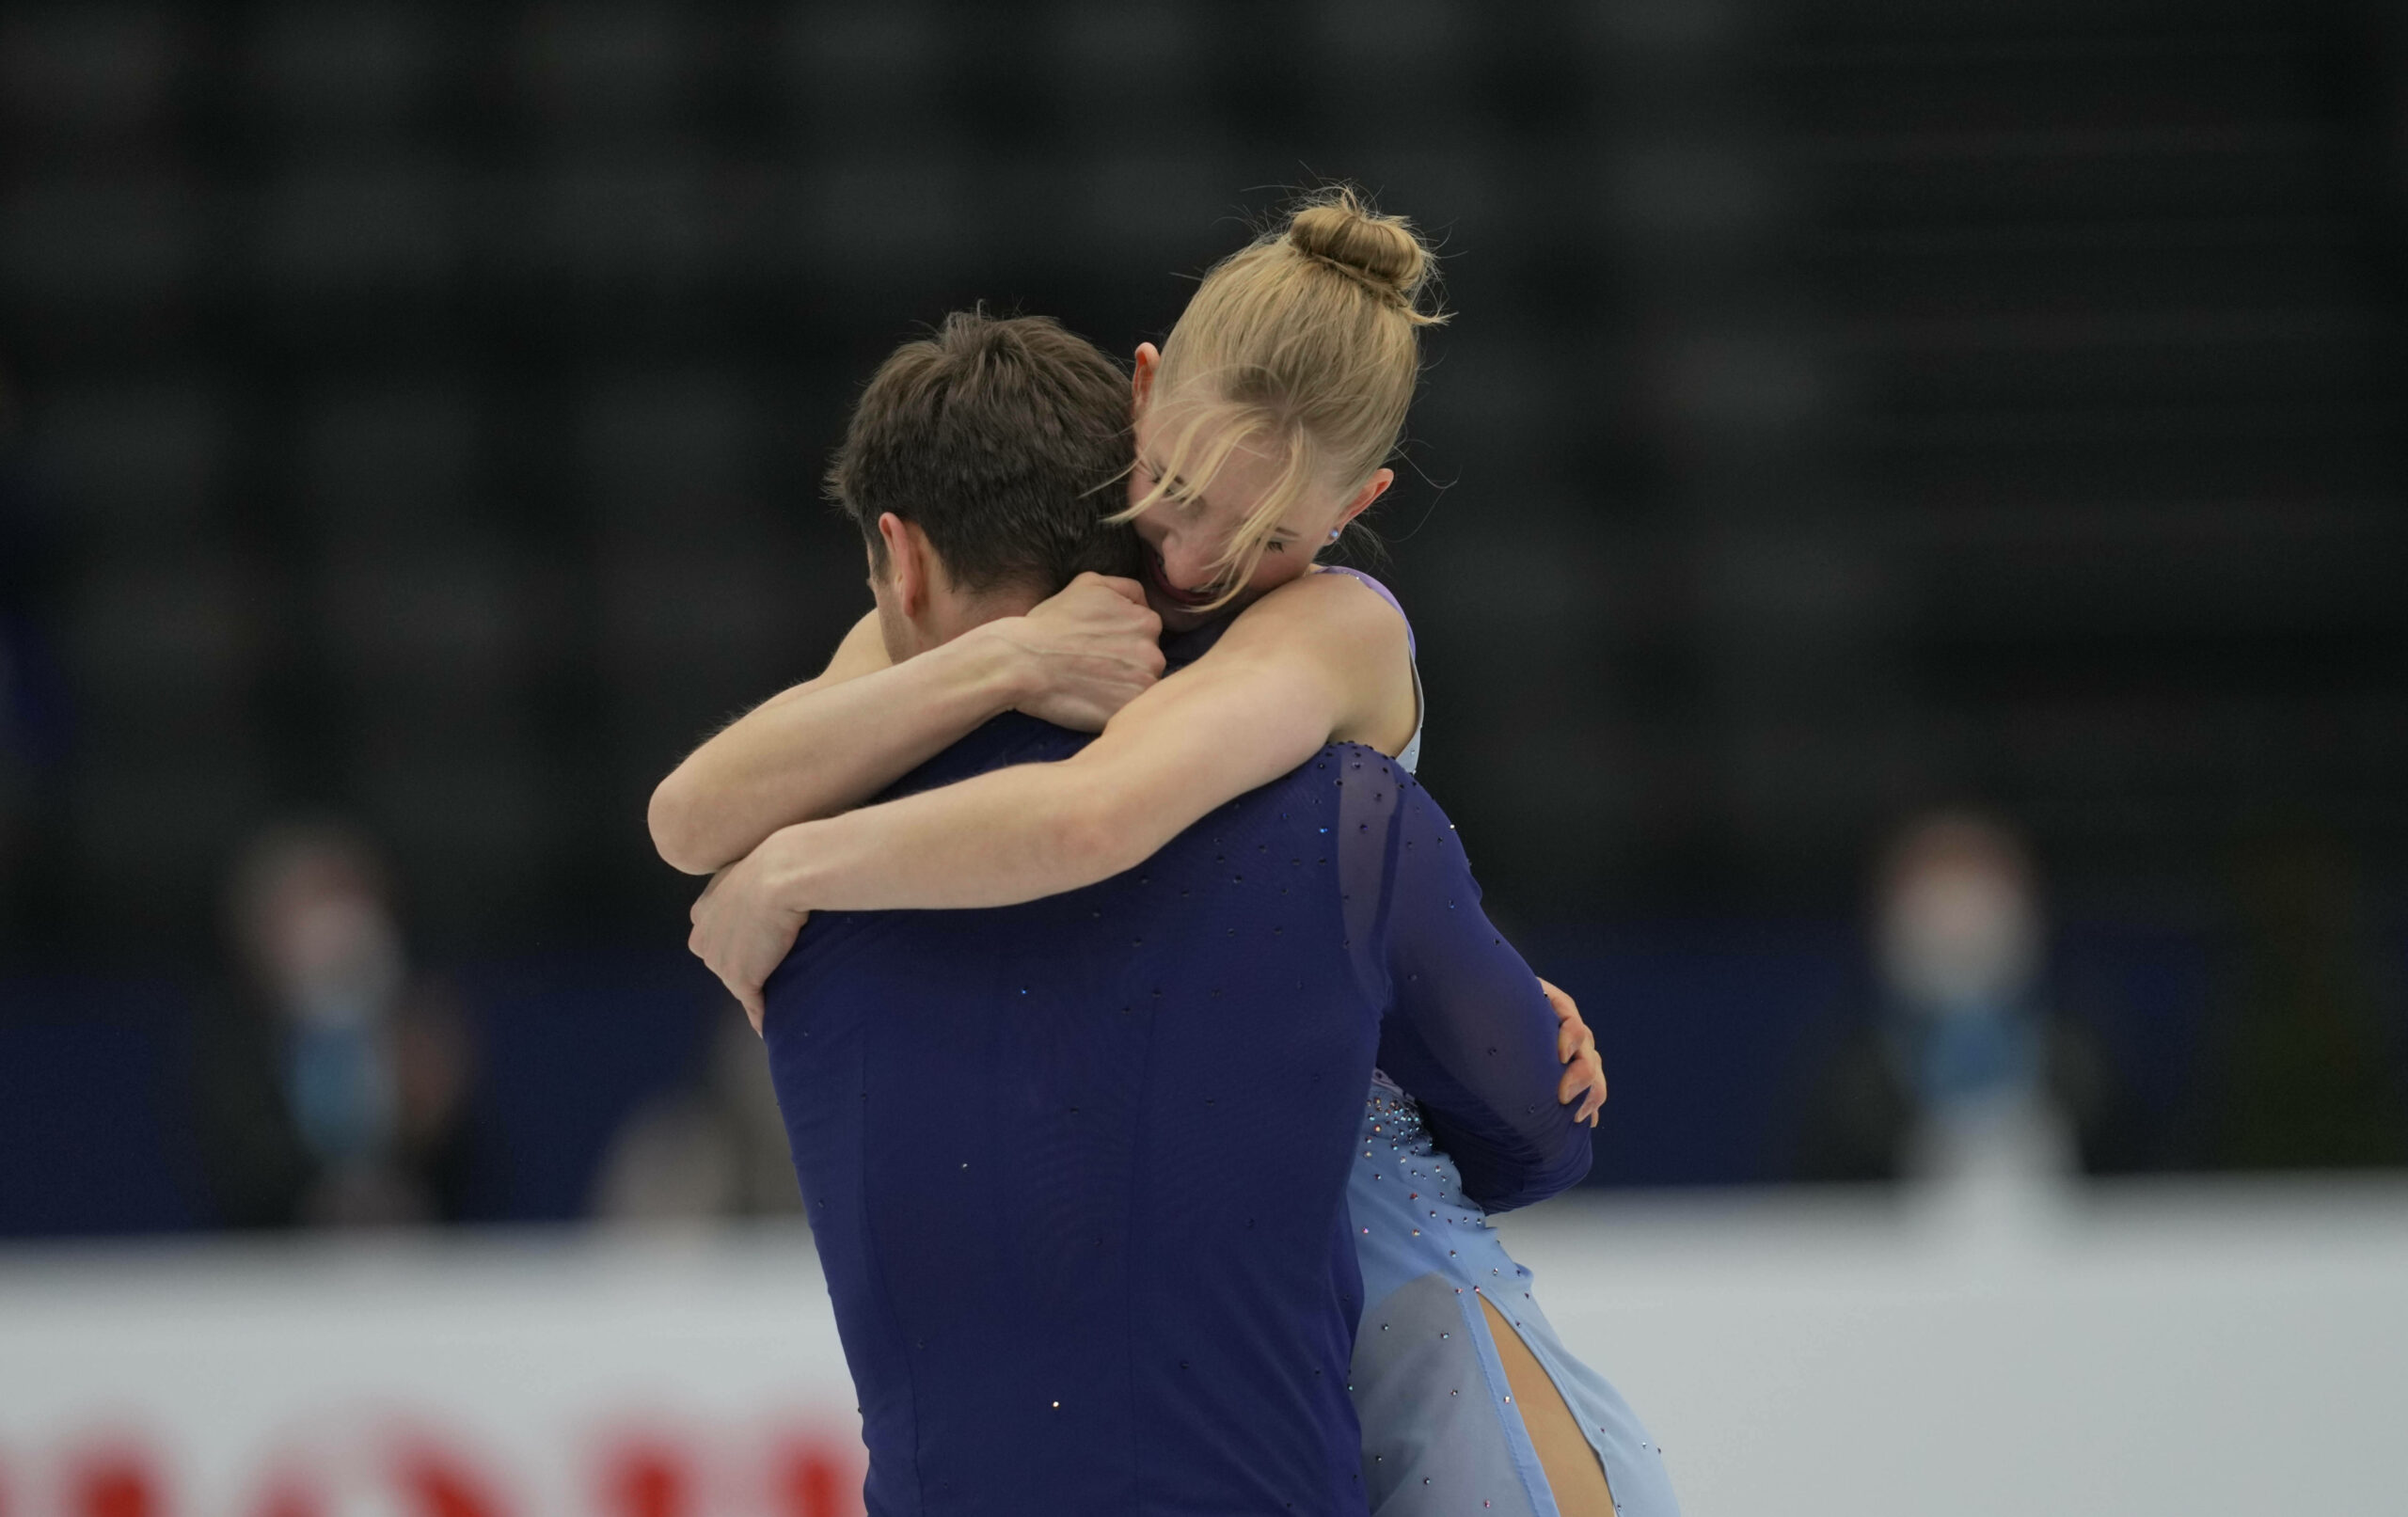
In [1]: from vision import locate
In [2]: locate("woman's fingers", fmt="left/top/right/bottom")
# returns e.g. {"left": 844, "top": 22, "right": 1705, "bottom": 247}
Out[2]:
{"left": 1537, "top": 976, "right": 1578, "bottom": 1020}
{"left": 1537, "top": 977, "right": 1598, "bottom": 1078}
{"left": 1556, "top": 1049, "right": 1604, "bottom": 1101}
{"left": 1578, "top": 1058, "right": 1608, "bottom": 1121}
{"left": 1554, "top": 1014, "right": 1608, "bottom": 1121}
{"left": 1560, "top": 1065, "right": 1608, "bottom": 1122}
{"left": 1581, "top": 1030, "right": 1607, "bottom": 1114}
{"left": 1537, "top": 978, "right": 1585, "bottom": 1063}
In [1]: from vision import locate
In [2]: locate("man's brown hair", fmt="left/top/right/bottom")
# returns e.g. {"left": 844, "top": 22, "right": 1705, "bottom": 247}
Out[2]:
{"left": 826, "top": 309, "right": 1139, "bottom": 593}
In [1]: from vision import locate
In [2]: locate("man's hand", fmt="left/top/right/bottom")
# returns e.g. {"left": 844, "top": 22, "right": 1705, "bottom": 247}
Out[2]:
{"left": 990, "top": 572, "right": 1164, "bottom": 731}
{"left": 688, "top": 835, "right": 813, "bottom": 1033}
{"left": 1540, "top": 976, "right": 1608, "bottom": 1127}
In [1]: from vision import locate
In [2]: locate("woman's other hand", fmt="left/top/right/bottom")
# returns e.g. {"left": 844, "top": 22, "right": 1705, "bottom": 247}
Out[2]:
{"left": 689, "top": 835, "right": 814, "bottom": 1033}
{"left": 1539, "top": 976, "right": 1608, "bottom": 1127}
{"left": 992, "top": 572, "right": 1165, "bottom": 731}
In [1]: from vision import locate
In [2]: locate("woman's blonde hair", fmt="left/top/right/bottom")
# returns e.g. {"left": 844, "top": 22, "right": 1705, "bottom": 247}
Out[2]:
{"left": 1121, "top": 185, "right": 1447, "bottom": 601}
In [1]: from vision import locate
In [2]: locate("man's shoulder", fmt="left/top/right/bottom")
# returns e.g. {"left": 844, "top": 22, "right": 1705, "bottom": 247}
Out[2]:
{"left": 1271, "top": 741, "right": 1413, "bottom": 794}
{"left": 1198, "top": 741, "right": 1416, "bottom": 834}
{"left": 1241, "top": 741, "right": 1455, "bottom": 861}
{"left": 879, "top": 712, "right": 1091, "bottom": 803}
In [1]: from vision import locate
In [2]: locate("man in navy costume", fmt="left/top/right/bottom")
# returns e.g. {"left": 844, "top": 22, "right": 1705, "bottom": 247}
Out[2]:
{"left": 743, "top": 313, "right": 1588, "bottom": 1514}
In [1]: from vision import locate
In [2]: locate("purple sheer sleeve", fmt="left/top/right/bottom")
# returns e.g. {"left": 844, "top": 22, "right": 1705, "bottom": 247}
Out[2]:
{"left": 1336, "top": 750, "right": 1591, "bottom": 1211}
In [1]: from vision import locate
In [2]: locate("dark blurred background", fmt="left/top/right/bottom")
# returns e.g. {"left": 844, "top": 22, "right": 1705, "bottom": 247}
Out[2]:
{"left": 2, "top": 0, "right": 2404, "bottom": 1237}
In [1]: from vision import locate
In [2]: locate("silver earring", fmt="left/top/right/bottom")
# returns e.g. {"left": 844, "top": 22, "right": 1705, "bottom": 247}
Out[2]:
{"left": 1327, "top": 528, "right": 1342, "bottom": 542}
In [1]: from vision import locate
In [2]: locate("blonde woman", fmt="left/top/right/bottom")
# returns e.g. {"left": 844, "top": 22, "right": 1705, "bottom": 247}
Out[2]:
{"left": 658, "top": 190, "right": 1679, "bottom": 1517}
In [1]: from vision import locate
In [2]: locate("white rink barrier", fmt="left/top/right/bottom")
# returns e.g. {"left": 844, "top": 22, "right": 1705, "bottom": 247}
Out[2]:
{"left": 0, "top": 1232, "right": 866, "bottom": 1517}
{"left": 3, "top": 1172, "right": 2405, "bottom": 1517}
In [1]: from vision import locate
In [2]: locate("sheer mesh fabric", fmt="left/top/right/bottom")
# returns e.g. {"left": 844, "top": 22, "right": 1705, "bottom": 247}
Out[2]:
{"left": 1333, "top": 747, "right": 1589, "bottom": 1211}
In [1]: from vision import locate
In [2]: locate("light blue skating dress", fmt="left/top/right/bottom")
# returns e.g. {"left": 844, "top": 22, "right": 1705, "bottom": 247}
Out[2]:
{"left": 1322, "top": 567, "right": 1681, "bottom": 1517}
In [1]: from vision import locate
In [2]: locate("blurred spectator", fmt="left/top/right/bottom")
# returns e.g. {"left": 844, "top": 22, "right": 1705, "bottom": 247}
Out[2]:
{"left": 1794, "top": 813, "right": 2144, "bottom": 1181}
{"left": 191, "top": 822, "right": 489, "bottom": 1226}
{"left": 2178, "top": 830, "right": 2408, "bottom": 1172}
{"left": 591, "top": 1004, "right": 801, "bottom": 1226}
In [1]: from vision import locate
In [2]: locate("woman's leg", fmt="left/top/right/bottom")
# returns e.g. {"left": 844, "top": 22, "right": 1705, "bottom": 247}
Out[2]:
{"left": 1481, "top": 1293, "right": 1614, "bottom": 1517}
{"left": 1351, "top": 1081, "right": 1683, "bottom": 1516}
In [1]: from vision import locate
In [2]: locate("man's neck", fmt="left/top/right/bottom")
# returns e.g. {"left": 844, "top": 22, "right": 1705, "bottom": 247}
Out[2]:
{"left": 904, "top": 583, "right": 1044, "bottom": 658}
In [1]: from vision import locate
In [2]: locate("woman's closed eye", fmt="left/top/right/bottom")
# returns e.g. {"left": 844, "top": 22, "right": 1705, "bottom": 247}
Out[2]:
{"left": 1144, "top": 464, "right": 1212, "bottom": 519}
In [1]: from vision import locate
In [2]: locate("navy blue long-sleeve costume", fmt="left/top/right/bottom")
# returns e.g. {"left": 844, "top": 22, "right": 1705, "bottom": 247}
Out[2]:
{"left": 761, "top": 715, "right": 1588, "bottom": 1516}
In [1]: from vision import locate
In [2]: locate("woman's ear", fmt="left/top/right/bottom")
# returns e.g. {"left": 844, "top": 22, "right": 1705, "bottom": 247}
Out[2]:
{"left": 1338, "top": 467, "right": 1395, "bottom": 530}
{"left": 1131, "top": 342, "right": 1161, "bottom": 414}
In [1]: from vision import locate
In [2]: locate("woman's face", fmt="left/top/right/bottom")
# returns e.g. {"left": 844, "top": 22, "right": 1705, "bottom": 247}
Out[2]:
{"left": 1127, "top": 413, "right": 1328, "bottom": 629}
{"left": 1127, "top": 345, "right": 1387, "bottom": 630}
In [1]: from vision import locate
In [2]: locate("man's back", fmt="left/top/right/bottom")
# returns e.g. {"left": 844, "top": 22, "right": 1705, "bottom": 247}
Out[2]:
{"left": 766, "top": 715, "right": 1376, "bottom": 1514}
{"left": 763, "top": 716, "right": 1584, "bottom": 1516}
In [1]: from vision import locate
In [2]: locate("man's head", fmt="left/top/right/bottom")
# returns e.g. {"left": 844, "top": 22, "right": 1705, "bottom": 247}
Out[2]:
{"left": 826, "top": 309, "right": 1139, "bottom": 660}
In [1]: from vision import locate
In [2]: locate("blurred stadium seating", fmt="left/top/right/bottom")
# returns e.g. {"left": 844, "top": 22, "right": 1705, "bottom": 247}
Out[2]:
{"left": 0, "top": 0, "right": 2402, "bottom": 1232}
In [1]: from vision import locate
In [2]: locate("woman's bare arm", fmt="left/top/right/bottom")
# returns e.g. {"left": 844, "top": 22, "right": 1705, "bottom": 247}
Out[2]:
{"left": 736, "top": 571, "right": 1414, "bottom": 911}
{"left": 647, "top": 574, "right": 1165, "bottom": 875}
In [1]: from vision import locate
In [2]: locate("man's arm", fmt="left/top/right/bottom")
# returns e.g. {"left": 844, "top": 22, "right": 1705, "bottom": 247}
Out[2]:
{"left": 1360, "top": 766, "right": 1591, "bottom": 1212}
{"left": 647, "top": 574, "right": 1164, "bottom": 875}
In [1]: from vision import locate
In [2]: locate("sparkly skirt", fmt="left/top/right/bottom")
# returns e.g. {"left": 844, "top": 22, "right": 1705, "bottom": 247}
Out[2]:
{"left": 1347, "top": 1082, "right": 1681, "bottom": 1517}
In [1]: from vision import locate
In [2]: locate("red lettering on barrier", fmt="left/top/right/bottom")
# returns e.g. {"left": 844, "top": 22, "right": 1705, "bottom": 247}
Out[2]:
{"left": 769, "top": 1437, "right": 856, "bottom": 1517}
{"left": 70, "top": 1446, "right": 163, "bottom": 1517}
{"left": 249, "top": 1469, "right": 323, "bottom": 1517}
{"left": 393, "top": 1441, "right": 510, "bottom": 1517}
{"left": 31, "top": 1408, "right": 864, "bottom": 1517}
{"left": 601, "top": 1439, "right": 695, "bottom": 1517}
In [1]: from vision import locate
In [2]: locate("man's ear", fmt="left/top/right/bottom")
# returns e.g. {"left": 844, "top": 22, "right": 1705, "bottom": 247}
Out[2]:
{"left": 1131, "top": 342, "right": 1161, "bottom": 416}
{"left": 876, "top": 513, "right": 924, "bottom": 616}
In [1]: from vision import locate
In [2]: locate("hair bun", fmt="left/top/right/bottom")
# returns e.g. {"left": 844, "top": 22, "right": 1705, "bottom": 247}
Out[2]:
{"left": 1284, "top": 187, "right": 1434, "bottom": 311}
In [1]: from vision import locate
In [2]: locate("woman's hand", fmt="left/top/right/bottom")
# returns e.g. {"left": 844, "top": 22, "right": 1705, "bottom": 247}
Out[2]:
{"left": 1540, "top": 976, "right": 1608, "bottom": 1127}
{"left": 989, "top": 573, "right": 1165, "bottom": 731}
{"left": 688, "top": 834, "right": 813, "bottom": 1033}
